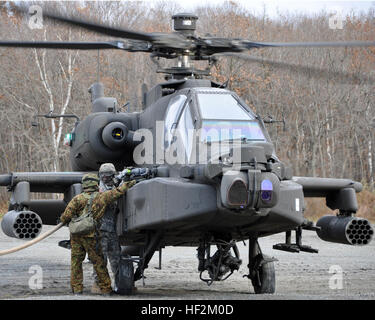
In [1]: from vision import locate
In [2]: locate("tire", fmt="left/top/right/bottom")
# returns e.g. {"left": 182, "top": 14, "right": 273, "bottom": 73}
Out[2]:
{"left": 116, "top": 255, "right": 134, "bottom": 295}
{"left": 252, "top": 256, "right": 275, "bottom": 294}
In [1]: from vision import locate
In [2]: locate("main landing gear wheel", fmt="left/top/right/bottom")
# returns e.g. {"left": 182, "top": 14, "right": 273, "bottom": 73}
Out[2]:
{"left": 251, "top": 254, "right": 275, "bottom": 294}
{"left": 247, "top": 238, "right": 276, "bottom": 294}
{"left": 116, "top": 255, "right": 135, "bottom": 295}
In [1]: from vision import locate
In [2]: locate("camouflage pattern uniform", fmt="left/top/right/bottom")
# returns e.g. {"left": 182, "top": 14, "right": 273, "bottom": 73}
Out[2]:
{"left": 93, "top": 163, "right": 122, "bottom": 291}
{"left": 60, "top": 173, "right": 136, "bottom": 294}
{"left": 99, "top": 203, "right": 121, "bottom": 277}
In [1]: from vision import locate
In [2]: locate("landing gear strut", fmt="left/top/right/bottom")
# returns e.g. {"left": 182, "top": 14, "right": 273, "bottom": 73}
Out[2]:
{"left": 245, "top": 237, "right": 277, "bottom": 294}
{"left": 197, "top": 237, "right": 242, "bottom": 285}
{"left": 116, "top": 254, "right": 135, "bottom": 295}
{"left": 116, "top": 231, "right": 163, "bottom": 295}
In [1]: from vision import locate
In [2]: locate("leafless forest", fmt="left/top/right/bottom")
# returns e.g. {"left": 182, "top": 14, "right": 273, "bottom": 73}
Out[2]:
{"left": 0, "top": 1, "right": 374, "bottom": 219}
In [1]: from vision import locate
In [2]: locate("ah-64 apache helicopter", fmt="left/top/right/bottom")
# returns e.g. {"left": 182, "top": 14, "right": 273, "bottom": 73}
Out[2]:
{"left": 0, "top": 8, "right": 374, "bottom": 295}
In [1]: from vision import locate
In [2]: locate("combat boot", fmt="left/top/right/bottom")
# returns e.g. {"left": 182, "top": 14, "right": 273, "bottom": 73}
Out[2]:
{"left": 101, "top": 290, "right": 116, "bottom": 296}
{"left": 91, "top": 281, "right": 101, "bottom": 294}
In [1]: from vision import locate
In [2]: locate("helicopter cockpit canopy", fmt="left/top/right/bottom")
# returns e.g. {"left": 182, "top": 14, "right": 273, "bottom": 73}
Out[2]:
{"left": 163, "top": 88, "right": 271, "bottom": 165}
{"left": 196, "top": 91, "right": 266, "bottom": 143}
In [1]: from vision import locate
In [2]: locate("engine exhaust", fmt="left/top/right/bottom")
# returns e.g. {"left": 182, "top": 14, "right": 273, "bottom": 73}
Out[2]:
{"left": 316, "top": 215, "right": 374, "bottom": 246}
{"left": 1, "top": 210, "right": 43, "bottom": 240}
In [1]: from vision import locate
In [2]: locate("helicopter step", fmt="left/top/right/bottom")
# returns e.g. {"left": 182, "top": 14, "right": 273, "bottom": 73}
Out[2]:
{"left": 273, "top": 227, "right": 319, "bottom": 253}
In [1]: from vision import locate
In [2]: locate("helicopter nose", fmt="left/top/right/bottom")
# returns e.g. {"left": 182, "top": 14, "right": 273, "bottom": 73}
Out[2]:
{"left": 220, "top": 170, "right": 280, "bottom": 210}
{"left": 220, "top": 171, "right": 248, "bottom": 209}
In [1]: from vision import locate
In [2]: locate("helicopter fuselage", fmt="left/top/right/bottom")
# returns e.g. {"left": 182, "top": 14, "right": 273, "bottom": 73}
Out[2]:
{"left": 0, "top": 79, "right": 364, "bottom": 246}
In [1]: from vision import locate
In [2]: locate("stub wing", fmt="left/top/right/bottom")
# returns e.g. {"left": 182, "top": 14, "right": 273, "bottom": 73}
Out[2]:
{"left": 0, "top": 172, "right": 86, "bottom": 238}
{"left": 292, "top": 176, "right": 362, "bottom": 212}
{"left": 0, "top": 172, "right": 86, "bottom": 193}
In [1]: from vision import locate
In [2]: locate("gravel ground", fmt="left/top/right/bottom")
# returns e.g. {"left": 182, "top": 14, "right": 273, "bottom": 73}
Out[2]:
{"left": 0, "top": 225, "right": 374, "bottom": 300}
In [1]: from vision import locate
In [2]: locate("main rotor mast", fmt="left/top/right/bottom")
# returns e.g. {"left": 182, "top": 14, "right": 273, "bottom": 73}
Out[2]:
{"left": 159, "top": 13, "right": 211, "bottom": 80}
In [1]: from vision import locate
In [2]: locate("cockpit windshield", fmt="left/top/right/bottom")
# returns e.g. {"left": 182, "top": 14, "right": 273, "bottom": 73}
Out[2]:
{"left": 197, "top": 93, "right": 266, "bottom": 143}
{"left": 201, "top": 120, "right": 266, "bottom": 142}
{"left": 198, "top": 93, "right": 254, "bottom": 120}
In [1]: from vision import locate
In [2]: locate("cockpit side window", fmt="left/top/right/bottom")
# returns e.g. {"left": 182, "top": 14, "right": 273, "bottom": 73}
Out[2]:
{"left": 164, "top": 95, "right": 187, "bottom": 147}
{"left": 177, "top": 102, "right": 194, "bottom": 162}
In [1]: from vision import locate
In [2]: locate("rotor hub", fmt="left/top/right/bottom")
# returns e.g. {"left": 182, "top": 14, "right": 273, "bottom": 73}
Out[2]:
{"left": 172, "top": 13, "right": 198, "bottom": 36}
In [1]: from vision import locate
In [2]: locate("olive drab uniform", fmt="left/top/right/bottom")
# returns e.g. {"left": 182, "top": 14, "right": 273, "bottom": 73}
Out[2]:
{"left": 60, "top": 173, "right": 136, "bottom": 294}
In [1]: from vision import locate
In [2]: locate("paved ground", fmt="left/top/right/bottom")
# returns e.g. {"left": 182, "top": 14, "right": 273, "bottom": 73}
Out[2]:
{"left": 0, "top": 225, "right": 374, "bottom": 300}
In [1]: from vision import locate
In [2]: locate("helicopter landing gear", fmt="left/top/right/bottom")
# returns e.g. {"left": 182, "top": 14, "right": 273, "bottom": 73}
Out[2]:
{"left": 197, "top": 237, "right": 242, "bottom": 285}
{"left": 133, "top": 231, "right": 163, "bottom": 283}
{"left": 245, "top": 237, "right": 277, "bottom": 294}
{"left": 116, "top": 254, "right": 135, "bottom": 295}
{"left": 114, "top": 232, "right": 164, "bottom": 295}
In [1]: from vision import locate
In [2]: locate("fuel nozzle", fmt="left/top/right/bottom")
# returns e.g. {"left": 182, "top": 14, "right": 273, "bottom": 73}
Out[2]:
{"left": 116, "top": 167, "right": 157, "bottom": 182}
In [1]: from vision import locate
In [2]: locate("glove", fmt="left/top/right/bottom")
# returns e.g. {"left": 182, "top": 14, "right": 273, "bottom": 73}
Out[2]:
{"left": 126, "top": 180, "right": 137, "bottom": 188}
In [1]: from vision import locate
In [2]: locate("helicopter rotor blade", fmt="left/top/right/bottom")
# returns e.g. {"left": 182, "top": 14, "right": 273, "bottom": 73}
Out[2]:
{"left": 0, "top": 40, "right": 151, "bottom": 51}
{"left": 241, "top": 40, "right": 375, "bottom": 49}
{"left": 35, "top": 10, "right": 190, "bottom": 50}
{"left": 23, "top": 8, "right": 158, "bottom": 43}
{"left": 198, "top": 38, "right": 375, "bottom": 57}
{"left": 214, "top": 53, "right": 375, "bottom": 85}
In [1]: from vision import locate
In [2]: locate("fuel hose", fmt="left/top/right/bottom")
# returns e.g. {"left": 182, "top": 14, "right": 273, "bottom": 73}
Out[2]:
{"left": 0, "top": 222, "right": 64, "bottom": 256}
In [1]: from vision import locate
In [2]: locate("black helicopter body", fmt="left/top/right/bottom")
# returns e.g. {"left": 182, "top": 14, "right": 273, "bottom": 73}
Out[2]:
{"left": 0, "top": 8, "right": 374, "bottom": 294}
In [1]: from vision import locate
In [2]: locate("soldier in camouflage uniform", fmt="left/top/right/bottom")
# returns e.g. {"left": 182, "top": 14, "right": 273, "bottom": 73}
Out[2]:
{"left": 60, "top": 173, "right": 136, "bottom": 295}
{"left": 92, "top": 163, "right": 122, "bottom": 293}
